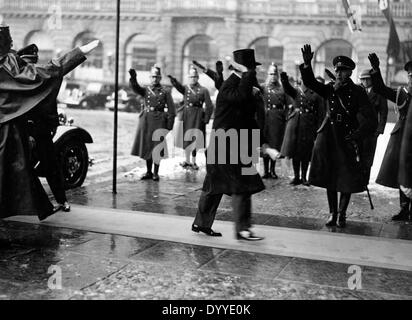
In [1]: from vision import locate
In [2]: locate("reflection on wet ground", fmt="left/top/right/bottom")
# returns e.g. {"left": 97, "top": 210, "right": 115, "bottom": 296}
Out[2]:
{"left": 0, "top": 220, "right": 411, "bottom": 300}
{"left": 66, "top": 167, "right": 412, "bottom": 241}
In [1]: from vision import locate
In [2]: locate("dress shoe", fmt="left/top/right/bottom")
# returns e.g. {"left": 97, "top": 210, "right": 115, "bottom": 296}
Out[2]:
{"left": 271, "top": 172, "right": 278, "bottom": 179}
{"left": 140, "top": 172, "right": 153, "bottom": 180}
{"left": 236, "top": 230, "right": 264, "bottom": 241}
{"left": 261, "top": 173, "right": 271, "bottom": 179}
{"left": 302, "top": 178, "right": 310, "bottom": 186}
{"left": 325, "top": 213, "right": 337, "bottom": 227}
{"left": 336, "top": 212, "right": 347, "bottom": 228}
{"left": 290, "top": 177, "right": 302, "bottom": 185}
{"left": 152, "top": 173, "right": 159, "bottom": 181}
{"left": 62, "top": 201, "right": 71, "bottom": 212}
{"left": 192, "top": 224, "right": 222, "bottom": 237}
{"left": 391, "top": 209, "right": 410, "bottom": 221}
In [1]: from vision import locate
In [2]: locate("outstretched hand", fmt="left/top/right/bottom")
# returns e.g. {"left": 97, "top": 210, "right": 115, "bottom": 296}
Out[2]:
{"left": 79, "top": 40, "right": 100, "bottom": 55}
{"left": 368, "top": 53, "right": 380, "bottom": 70}
{"left": 192, "top": 60, "right": 206, "bottom": 71}
{"left": 129, "top": 68, "right": 136, "bottom": 79}
{"left": 301, "top": 44, "right": 314, "bottom": 66}
{"left": 216, "top": 61, "right": 223, "bottom": 74}
{"left": 280, "top": 71, "right": 288, "bottom": 82}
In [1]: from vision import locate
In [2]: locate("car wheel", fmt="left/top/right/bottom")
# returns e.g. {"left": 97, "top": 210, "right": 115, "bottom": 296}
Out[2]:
{"left": 58, "top": 139, "right": 89, "bottom": 189}
{"left": 79, "top": 99, "right": 91, "bottom": 109}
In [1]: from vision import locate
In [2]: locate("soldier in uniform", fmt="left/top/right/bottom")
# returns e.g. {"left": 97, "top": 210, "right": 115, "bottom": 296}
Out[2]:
{"left": 358, "top": 69, "right": 388, "bottom": 184}
{"left": 280, "top": 71, "right": 324, "bottom": 186}
{"left": 192, "top": 49, "right": 278, "bottom": 241}
{"left": 129, "top": 65, "right": 176, "bottom": 181}
{"left": 168, "top": 66, "right": 214, "bottom": 170}
{"left": 17, "top": 44, "right": 71, "bottom": 213}
{"left": 369, "top": 54, "right": 412, "bottom": 221}
{"left": 0, "top": 24, "right": 98, "bottom": 221}
{"left": 300, "top": 44, "right": 377, "bottom": 228}
{"left": 399, "top": 61, "right": 412, "bottom": 202}
{"left": 261, "top": 63, "right": 290, "bottom": 179}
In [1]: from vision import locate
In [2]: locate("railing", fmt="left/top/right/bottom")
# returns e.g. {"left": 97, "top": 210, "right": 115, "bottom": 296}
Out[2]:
{"left": 1, "top": 0, "right": 411, "bottom": 17}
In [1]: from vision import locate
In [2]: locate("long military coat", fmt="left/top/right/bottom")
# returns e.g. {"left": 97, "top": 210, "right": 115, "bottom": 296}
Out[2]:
{"left": 0, "top": 48, "right": 86, "bottom": 220}
{"left": 371, "top": 68, "right": 410, "bottom": 188}
{"left": 300, "top": 64, "right": 377, "bottom": 193}
{"left": 280, "top": 78, "right": 324, "bottom": 162}
{"left": 130, "top": 81, "right": 175, "bottom": 161}
{"left": 399, "top": 88, "right": 412, "bottom": 188}
{"left": 202, "top": 71, "right": 265, "bottom": 196}
{"left": 171, "top": 81, "right": 213, "bottom": 150}
{"left": 261, "top": 82, "right": 289, "bottom": 150}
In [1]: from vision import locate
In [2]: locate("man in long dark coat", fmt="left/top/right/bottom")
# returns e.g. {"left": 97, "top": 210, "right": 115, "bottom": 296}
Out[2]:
{"left": 0, "top": 24, "right": 97, "bottom": 221}
{"left": 261, "top": 63, "right": 290, "bottom": 179}
{"left": 129, "top": 65, "right": 176, "bottom": 181}
{"left": 280, "top": 71, "right": 324, "bottom": 186}
{"left": 18, "top": 44, "right": 71, "bottom": 213}
{"left": 358, "top": 69, "right": 388, "bottom": 184}
{"left": 369, "top": 54, "right": 412, "bottom": 221}
{"left": 192, "top": 49, "right": 277, "bottom": 241}
{"left": 300, "top": 44, "right": 377, "bottom": 228}
{"left": 399, "top": 61, "right": 412, "bottom": 203}
{"left": 168, "top": 66, "right": 214, "bottom": 170}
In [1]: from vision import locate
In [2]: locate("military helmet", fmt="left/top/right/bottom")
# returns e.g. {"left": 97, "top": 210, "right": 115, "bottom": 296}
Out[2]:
{"left": 404, "top": 61, "right": 412, "bottom": 72}
{"left": 267, "top": 62, "right": 278, "bottom": 75}
{"left": 150, "top": 64, "right": 161, "bottom": 77}
{"left": 188, "top": 65, "right": 199, "bottom": 77}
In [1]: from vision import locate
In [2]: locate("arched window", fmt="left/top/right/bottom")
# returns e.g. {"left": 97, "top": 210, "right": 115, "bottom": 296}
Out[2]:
{"left": 182, "top": 35, "right": 219, "bottom": 91}
{"left": 124, "top": 34, "right": 157, "bottom": 84}
{"left": 249, "top": 37, "right": 284, "bottom": 82}
{"left": 314, "top": 39, "right": 358, "bottom": 80}
{"left": 24, "top": 31, "right": 54, "bottom": 64}
{"left": 73, "top": 31, "right": 103, "bottom": 80}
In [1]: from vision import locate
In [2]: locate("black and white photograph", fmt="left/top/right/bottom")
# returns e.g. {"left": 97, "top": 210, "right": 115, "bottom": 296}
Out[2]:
{"left": 0, "top": 0, "right": 412, "bottom": 306}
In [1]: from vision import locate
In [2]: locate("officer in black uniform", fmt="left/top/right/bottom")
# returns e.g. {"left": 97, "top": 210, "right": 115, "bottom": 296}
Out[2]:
{"left": 18, "top": 44, "right": 71, "bottom": 212}
{"left": 369, "top": 53, "right": 412, "bottom": 221}
{"left": 300, "top": 44, "right": 377, "bottom": 228}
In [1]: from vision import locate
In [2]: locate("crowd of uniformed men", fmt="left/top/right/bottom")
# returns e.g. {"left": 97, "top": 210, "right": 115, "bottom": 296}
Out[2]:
{"left": 1, "top": 23, "right": 412, "bottom": 242}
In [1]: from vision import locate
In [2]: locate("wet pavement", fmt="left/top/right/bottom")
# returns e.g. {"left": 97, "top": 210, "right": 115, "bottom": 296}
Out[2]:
{"left": 1, "top": 220, "right": 411, "bottom": 300}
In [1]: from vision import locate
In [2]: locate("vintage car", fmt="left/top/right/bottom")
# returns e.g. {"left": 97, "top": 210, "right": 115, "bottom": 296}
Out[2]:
{"left": 31, "top": 111, "right": 93, "bottom": 189}
{"left": 105, "top": 87, "right": 143, "bottom": 113}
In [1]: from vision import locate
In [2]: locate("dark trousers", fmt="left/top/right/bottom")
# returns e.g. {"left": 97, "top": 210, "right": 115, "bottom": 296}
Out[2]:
{"left": 35, "top": 133, "right": 67, "bottom": 204}
{"left": 194, "top": 191, "right": 252, "bottom": 233}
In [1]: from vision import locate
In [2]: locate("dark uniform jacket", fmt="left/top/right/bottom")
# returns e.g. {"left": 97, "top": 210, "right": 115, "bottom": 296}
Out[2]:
{"left": 0, "top": 48, "right": 86, "bottom": 219}
{"left": 399, "top": 87, "right": 412, "bottom": 188}
{"left": 202, "top": 71, "right": 265, "bottom": 196}
{"left": 280, "top": 78, "right": 324, "bottom": 161}
{"left": 130, "top": 80, "right": 176, "bottom": 160}
{"left": 261, "top": 82, "right": 290, "bottom": 150}
{"left": 300, "top": 64, "right": 377, "bottom": 193}
{"left": 371, "top": 68, "right": 410, "bottom": 188}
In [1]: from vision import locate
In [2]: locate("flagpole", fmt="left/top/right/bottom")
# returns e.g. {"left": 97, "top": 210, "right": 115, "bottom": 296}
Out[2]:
{"left": 113, "top": 0, "right": 120, "bottom": 194}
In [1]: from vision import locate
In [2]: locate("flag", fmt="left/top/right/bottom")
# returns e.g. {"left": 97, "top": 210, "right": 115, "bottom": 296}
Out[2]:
{"left": 342, "top": 0, "right": 362, "bottom": 32}
{"left": 378, "top": 0, "right": 403, "bottom": 61}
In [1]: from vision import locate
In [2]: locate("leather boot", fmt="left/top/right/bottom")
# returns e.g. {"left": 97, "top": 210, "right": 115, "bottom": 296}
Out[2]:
{"left": 325, "top": 213, "right": 338, "bottom": 227}
{"left": 337, "top": 211, "right": 347, "bottom": 228}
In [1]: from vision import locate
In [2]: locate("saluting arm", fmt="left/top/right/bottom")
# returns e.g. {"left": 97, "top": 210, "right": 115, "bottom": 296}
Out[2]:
{"left": 168, "top": 75, "right": 185, "bottom": 95}
{"left": 280, "top": 72, "right": 298, "bottom": 99}
{"left": 220, "top": 70, "right": 254, "bottom": 104}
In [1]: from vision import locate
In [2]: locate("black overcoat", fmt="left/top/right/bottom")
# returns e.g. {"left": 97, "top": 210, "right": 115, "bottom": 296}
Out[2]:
{"left": 399, "top": 90, "right": 412, "bottom": 188}
{"left": 202, "top": 72, "right": 265, "bottom": 196}
{"left": 300, "top": 64, "right": 377, "bottom": 193}
{"left": 371, "top": 68, "right": 410, "bottom": 188}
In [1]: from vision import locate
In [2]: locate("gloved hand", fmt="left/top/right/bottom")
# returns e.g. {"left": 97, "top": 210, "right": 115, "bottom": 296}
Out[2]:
{"left": 216, "top": 61, "right": 223, "bottom": 74}
{"left": 280, "top": 71, "right": 288, "bottom": 82}
{"left": 368, "top": 53, "right": 380, "bottom": 70}
{"left": 301, "top": 44, "right": 314, "bottom": 66}
{"left": 129, "top": 68, "right": 137, "bottom": 79}
{"left": 192, "top": 60, "right": 206, "bottom": 72}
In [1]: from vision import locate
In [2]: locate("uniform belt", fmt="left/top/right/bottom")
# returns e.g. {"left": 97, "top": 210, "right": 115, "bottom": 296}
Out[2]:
{"left": 186, "top": 103, "right": 202, "bottom": 108}
{"left": 147, "top": 106, "right": 167, "bottom": 112}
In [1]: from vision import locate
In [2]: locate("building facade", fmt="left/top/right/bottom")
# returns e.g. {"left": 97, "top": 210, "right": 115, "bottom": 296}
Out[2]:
{"left": 2, "top": 0, "right": 412, "bottom": 90}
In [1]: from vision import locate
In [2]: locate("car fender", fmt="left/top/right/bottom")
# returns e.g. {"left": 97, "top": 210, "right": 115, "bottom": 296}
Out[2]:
{"left": 53, "top": 126, "right": 93, "bottom": 147}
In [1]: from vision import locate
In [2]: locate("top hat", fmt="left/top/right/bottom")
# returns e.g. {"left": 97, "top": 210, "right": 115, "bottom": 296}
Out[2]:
{"left": 0, "top": 23, "right": 11, "bottom": 39}
{"left": 17, "top": 43, "right": 39, "bottom": 60}
{"left": 267, "top": 62, "right": 278, "bottom": 75}
{"left": 188, "top": 65, "right": 199, "bottom": 77}
{"left": 404, "top": 61, "right": 412, "bottom": 72}
{"left": 233, "top": 49, "right": 261, "bottom": 69}
{"left": 150, "top": 64, "right": 161, "bottom": 76}
{"left": 333, "top": 56, "right": 356, "bottom": 71}
{"left": 359, "top": 69, "right": 371, "bottom": 79}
